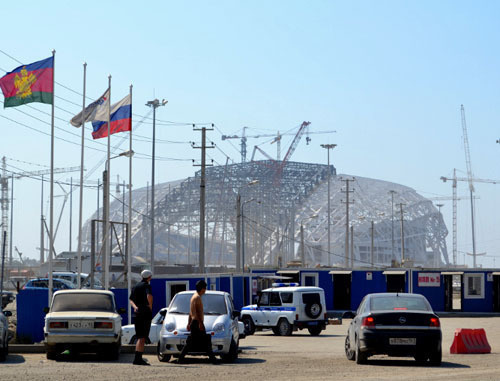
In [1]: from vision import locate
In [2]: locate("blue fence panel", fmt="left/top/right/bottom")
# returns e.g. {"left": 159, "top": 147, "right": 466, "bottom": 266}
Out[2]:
{"left": 220, "top": 276, "right": 231, "bottom": 294}
{"left": 318, "top": 271, "right": 333, "bottom": 310}
{"left": 232, "top": 276, "right": 244, "bottom": 310}
{"left": 16, "top": 289, "right": 48, "bottom": 344}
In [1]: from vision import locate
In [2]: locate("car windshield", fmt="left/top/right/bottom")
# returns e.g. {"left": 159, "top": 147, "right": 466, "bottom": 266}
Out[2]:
{"left": 168, "top": 293, "right": 227, "bottom": 315}
{"left": 370, "top": 296, "right": 431, "bottom": 311}
{"left": 51, "top": 293, "right": 115, "bottom": 312}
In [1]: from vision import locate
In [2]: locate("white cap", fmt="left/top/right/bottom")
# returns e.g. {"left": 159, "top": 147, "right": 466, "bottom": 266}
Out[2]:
{"left": 141, "top": 269, "right": 152, "bottom": 279}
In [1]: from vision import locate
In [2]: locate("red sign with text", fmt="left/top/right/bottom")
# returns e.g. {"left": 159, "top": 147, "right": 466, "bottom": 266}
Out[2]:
{"left": 418, "top": 272, "right": 440, "bottom": 287}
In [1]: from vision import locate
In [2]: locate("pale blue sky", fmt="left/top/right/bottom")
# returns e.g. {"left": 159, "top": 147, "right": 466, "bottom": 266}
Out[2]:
{"left": 1, "top": 1, "right": 500, "bottom": 266}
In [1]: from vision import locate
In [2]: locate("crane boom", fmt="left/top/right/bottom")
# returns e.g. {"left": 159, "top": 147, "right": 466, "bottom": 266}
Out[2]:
{"left": 222, "top": 126, "right": 335, "bottom": 162}
{"left": 14, "top": 166, "right": 81, "bottom": 179}
{"left": 461, "top": 105, "right": 474, "bottom": 192}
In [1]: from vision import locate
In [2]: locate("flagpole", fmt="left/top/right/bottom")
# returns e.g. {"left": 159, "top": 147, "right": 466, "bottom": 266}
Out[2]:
{"left": 104, "top": 75, "right": 111, "bottom": 290}
{"left": 48, "top": 49, "right": 56, "bottom": 306}
{"left": 127, "top": 84, "right": 133, "bottom": 324}
{"left": 77, "top": 62, "right": 86, "bottom": 289}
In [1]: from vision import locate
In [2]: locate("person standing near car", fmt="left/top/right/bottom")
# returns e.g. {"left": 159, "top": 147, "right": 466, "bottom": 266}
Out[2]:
{"left": 178, "top": 280, "right": 218, "bottom": 364}
{"left": 129, "top": 269, "right": 153, "bottom": 366}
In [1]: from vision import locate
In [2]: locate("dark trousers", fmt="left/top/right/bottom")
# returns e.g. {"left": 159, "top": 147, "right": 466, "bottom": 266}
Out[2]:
{"left": 179, "top": 320, "right": 215, "bottom": 360}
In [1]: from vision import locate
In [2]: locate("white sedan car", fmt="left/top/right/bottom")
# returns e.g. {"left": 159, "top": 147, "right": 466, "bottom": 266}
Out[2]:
{"left": 121, "top": 308, "right": 168, "bottom": 344}
{"left": 157, "top": 291, "right": 240, "bottom": 363}
{"left": 44, "top": 290, "right": 124, "bottom": 360}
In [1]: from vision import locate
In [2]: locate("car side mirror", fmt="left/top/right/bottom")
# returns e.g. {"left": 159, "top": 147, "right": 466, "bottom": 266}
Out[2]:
{"left": 3, "top": 311, "right": 12, "bottom": 317}
{"left": 43, "top": 307, "right": 50, "bottom": 314}
{"left": 160, "top": 309, "right": 167, "bottom": 317}
{"left": 117, "top": 308, "right": 126, "bottom": 314}
{"left": 342, "top": 311, "right": 356, "bottom": 319}
{"left": 232, "top": 310, "right": 240, "bottom": 319}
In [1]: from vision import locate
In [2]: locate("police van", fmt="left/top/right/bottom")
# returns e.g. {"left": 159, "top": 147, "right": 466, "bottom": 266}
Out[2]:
{"left": 240, "top": 283, "right": 328, "bottom": 336}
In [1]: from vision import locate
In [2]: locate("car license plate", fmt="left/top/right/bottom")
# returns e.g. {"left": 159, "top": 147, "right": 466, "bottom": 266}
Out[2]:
{"left": 69, "top": 321, "right": 93, "bottom": 329}
{"left": 389, "top": 338, "right": 416, "bottom": 345}
{"left": 308, "top": 321, "right": 318, "bottom": 326}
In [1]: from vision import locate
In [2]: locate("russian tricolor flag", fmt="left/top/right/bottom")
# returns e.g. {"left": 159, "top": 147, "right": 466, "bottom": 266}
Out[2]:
{"left": 91, "top": 93, "right": 131, "bottom": 139}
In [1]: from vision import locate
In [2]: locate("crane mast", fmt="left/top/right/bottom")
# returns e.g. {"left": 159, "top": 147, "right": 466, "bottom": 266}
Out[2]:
{"left": 461, "top": 105, "right": 477, "bottom": 267}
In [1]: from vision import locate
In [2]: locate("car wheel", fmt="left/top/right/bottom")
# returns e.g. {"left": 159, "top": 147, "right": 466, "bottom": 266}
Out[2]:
{"left": 106, "top": 342, "right": 120, "bottom": 360}
{"left": 429, "top": 347, "right": 442, "bottom": 366}
{"left": 305, "top": 302, "right": 322, "bottom": 319}
{"left": 308, "top": 326, "right": 322, "bottom": 336}
{"left": 414, "top": 351, "right": 427, "bottom": 363}
{"left": 276, "top": 318, "right": 293, "bottom": 336}
{"left": 345, "top": 335, "right": 355, "bottom": 361}
{"left": 242, "top": 316, "right": 255, "bottom": 336}
{"left": 0, "top": 336, "right": 6, "bottom": 362}
{"left": 46, "top": 350, "right": 57, "bottom": 360}
{"left": 157, "top": 342, "right": 171, "bottom": 363}
{"left": 355, "top": 336, "right": 367, "bottom": 364}
{"left": 221, "top": 337, "right": 239, "bottom": 363}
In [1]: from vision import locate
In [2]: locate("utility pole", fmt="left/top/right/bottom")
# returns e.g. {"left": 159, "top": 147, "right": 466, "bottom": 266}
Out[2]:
{"left": 350, "top": 225, "right": 354, "bottom": 268}
{"left": 397, "top": 203, "right": 406, "bottom": 265}
{"left": 389, "top": 190, "right": 396, "bottom": 261}
{"left": 370, "top": 220, "right": 374, "bottom": 267}
{"left": 192, "top": 124, "right": 215, "bottom": 273}
{"left": 341, "top": 178, "right": 354, "bottom": 267}
{"left": 236, "top": 194, "right": 241, "bottom": 271}
{"left": 146, "top": 98, "right": 167, "bottom": 275}
{"left": 320, "top": 144, "right": 336, "bottom": 266}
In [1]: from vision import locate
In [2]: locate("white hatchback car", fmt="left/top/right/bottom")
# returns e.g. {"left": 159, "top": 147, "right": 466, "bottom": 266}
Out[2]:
{"left": 44, "top": 290, "right": 124, "bottom": 360}
{"left": 157, "top": 291, "right": 240, "bottom": 363}
{"left": 121, "top": 308, "right": 168, "bottom": 344}
{"left": 241, "top": 284, "right": 328, "bottom": 336}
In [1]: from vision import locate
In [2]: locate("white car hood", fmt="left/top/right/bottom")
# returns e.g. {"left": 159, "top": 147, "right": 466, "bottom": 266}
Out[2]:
{"left": 165, "top": 314, "right": 226, "bottom": 331}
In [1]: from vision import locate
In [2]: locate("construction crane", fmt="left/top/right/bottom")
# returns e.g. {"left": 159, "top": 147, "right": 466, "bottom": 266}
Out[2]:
{"left": 0, "top": 157, "right": 80, "bottom": 265}
{"left": 222, "top": 126, "right": 336, "bottom": 163}
{"left": 14, "top": 246, "right": 24, "bottom": 265}
{"left": 441, "top": 167, "right": 500, "bottom": 267}
{"left": 429, "top": 185, "right": 479, "bottom": 267}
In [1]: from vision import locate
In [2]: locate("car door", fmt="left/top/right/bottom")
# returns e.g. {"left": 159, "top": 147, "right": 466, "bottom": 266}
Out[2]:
{"left": 227, "top": 295, "right": 239, "bottom": 340}
{"left": 253, "top": 292, "right": 270, "bottom": 325}
{"left": 268, "top": 292, "right": 282, "bottom": 326}
{"left": 349, "top": 296, "right": 367, "bottom": 345}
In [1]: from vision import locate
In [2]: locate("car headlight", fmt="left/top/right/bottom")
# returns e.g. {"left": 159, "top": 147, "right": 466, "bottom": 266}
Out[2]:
{"left": 213, "top": 323, "right": 225, "bottom": 334}
{"left": 165, "top": 321, "right": 176, "bottom": 332}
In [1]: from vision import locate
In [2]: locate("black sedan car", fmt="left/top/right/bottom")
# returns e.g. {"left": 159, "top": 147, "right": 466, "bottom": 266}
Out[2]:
{"left": 344, "top": 293, "right": 441, "bottom": 365}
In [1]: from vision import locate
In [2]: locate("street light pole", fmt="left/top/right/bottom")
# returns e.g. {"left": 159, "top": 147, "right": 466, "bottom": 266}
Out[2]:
{"left": 236, "top": 180, "right": 259, "bottom": 272}
{"left": 146, "top": 99, "right": 167, "bottom": 275}
{"left": 320, "top": 144, "right": 336, "bottom": 267}
{"left": 242, "top": 199, "right": 259, "bottom": 272}
{"left": 102, "top": 150, "right": 134, "bottom": 289}
{"left": 300, "top": 214, "right": 318, "bottom": 267}
{"left": 389, "top": 190, "right": 396, "bottom": 261}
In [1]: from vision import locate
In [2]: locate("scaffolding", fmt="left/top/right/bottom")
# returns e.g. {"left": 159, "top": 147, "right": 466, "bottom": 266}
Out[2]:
{"left": 82, "top": 160, "right": 448, "bottom": 269}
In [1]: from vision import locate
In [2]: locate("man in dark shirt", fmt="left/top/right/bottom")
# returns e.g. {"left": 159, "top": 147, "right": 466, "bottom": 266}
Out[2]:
{"left": 129, "top": 269, "right": 153, "bottom": 365}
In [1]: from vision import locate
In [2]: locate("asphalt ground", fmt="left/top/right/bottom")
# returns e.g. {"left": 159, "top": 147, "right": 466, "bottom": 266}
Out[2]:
{"left": 2, "top": 317, "right": 500, "bottom": 380}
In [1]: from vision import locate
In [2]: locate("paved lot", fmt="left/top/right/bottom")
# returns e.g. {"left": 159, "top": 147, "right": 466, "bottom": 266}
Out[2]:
{"left": 2, "top": 317, "right": 500, "bottom": 380}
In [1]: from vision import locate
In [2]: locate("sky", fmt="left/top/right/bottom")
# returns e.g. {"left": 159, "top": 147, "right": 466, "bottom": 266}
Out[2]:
{"left": 1, "top": 0, "right": 500, "bottom": 267}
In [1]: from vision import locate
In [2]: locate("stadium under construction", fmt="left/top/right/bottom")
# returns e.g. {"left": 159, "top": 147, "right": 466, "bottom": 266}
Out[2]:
{"left": 82, "top": 160, "right": 449, "bottom": 270}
